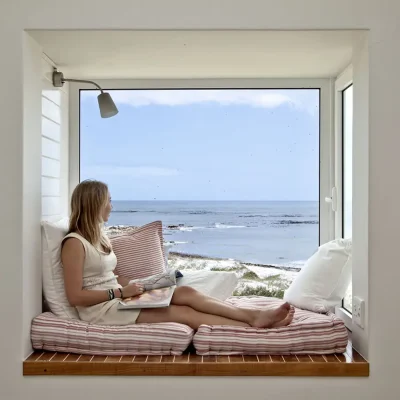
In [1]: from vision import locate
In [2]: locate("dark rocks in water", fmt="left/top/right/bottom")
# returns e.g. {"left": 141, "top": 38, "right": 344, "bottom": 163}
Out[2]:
{"left": 105, "top": 225, "right": 139, "bottom": 236}
{"left": 238, "top": 214, "right": 266, "bottom": 218}
{"left": 167, "top": 224, "right": 185, "bottom": 229}
{"left": 111, "top": 210, "right": 138, "bottom": 213}
{"left": 273, "top": 220, "right": 318, "bottom": 225}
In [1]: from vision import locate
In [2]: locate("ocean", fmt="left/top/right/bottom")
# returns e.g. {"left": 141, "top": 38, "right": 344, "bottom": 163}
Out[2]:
{"left": 107, "top": 201, "right": 319, "bottom": 267}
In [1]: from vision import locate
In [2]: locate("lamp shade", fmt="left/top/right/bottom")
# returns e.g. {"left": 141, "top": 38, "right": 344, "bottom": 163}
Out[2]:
{"left": 97, "top": 92, "right": 119, "bottom": 118}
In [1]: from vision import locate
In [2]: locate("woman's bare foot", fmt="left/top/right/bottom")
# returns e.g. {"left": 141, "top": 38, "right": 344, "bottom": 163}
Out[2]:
{"left": 251, "top": 302, "right": 291, "bottom": 328}
{"left": 271, "top": 306, "right": 295, "bottom": 328}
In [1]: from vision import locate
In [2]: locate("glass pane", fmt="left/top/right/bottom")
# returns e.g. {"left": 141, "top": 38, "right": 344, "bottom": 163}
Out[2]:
{"left": 342, "top": 85, "right": 353, "bottom": 312}
{"left": 80, "top": 89, "right": 320, "bottom": 298}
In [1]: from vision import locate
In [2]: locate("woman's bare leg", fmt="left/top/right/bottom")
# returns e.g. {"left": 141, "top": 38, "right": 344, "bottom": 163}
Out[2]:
{"left": 136, "top": 305, "right": 250, "bottom": 329}
{"left": 169, "top": 286, "right": 292, "bottom": 328}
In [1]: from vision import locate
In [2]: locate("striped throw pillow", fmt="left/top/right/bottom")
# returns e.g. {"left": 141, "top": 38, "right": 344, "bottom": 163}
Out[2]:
{"left": 110, "top": 221, "right": 166, "bottom": 280}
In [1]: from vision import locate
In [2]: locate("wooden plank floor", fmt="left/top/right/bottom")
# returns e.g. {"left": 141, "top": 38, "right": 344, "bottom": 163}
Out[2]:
{"left": 23, "top": 341, "right": 368, "bottom": 376}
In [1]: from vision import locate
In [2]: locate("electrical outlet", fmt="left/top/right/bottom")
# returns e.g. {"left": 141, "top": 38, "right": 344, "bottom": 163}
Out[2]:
{"left": 353, "top": 296, "right": 365, "bottom": 328}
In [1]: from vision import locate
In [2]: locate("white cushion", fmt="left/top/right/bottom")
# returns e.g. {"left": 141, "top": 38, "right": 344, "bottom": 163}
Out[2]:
{"left": 42, "top": 218, "right": 79, "bottom": 319}
{"left": 177, "top": 270, "right": 238, "bottom": 301}
{"left": 283, "top": 238, "right": 352, "bottom": 313}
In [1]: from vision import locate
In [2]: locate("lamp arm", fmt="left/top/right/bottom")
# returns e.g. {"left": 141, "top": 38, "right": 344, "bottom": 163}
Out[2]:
{"left": 62, "top": 78, "right": 103, "bottom": 92}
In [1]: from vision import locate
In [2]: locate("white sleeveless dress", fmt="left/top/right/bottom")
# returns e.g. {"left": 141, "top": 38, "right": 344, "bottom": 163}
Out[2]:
{"left": 62, "top": 232, "right": 141, "bottom": 325}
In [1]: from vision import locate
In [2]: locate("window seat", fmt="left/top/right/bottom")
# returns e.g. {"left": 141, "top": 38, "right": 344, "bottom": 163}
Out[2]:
{"left": 23, "top": 339, "right": 368, "bottom": 376}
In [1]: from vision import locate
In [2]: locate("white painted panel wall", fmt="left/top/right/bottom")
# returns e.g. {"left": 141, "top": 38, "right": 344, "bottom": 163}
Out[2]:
{"left": 41, "top": 156, "right": 60, "bottom": 178}
{"left": 42, "top": 176, "right": 60, "bottom": 196}
{"left": 42, "top": 137, "right": 60, "bottom": 159}
{"left": 41, "top": 59, "right": 69, "bottom": 221}
{"left": 42, "top": 89, "right": 61, "bottom": 104}
{"left": 42, "top": 96, "right": 61, "bottom": 123}
{"left": 42, "top": 196, "right": 61, "bottom": 216}
{"left": 42, "top": 116, "right": 61, "bottom": 141}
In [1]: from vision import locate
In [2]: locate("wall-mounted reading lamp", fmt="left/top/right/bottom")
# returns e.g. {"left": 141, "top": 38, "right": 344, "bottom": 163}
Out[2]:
{"left": 52, "top": 70, "right": 119, "bottom": 118}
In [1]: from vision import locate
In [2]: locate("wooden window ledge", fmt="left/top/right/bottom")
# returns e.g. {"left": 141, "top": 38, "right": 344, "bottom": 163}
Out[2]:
{"left": 23, "top": 345, "right": 368, "bottom": 377}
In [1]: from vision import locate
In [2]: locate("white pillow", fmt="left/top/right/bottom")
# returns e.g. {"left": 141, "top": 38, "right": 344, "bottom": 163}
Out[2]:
{"left": 283, "top": 238, "right": 352, "bottom": 313}
{"left": 177, "top": 270, "right": 238, "bottom": 301}
{"left": 42, "top": 218, "right": 79, "bottom": 319}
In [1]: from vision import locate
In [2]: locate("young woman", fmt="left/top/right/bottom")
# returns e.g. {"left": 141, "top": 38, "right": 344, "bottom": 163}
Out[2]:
{"left": 61, "top": 180, "right": 294, "bottom": 329}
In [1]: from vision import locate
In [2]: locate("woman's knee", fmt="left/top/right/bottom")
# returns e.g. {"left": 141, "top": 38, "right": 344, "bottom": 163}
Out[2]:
{"left": 172, "top": 286, "right": 198, "bottom": 304}
{"left": 175, "top": 286, "right": 198, "bottom": 296}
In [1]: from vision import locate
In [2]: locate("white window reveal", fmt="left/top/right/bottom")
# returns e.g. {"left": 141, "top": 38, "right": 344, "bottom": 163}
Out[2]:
{"left": 334, "top": 65, "right": 353, "bottom": 327}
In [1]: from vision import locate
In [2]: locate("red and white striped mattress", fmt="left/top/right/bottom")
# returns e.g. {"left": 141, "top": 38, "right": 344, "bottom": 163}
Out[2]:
{"left": 193, "top": 297, "right": 349, "bottom": 355}
{"left": 31, "top": 312, "right": 194, "bottom": 356}
{"left": 31, "top": 297, "right": 348, "bottom": 356}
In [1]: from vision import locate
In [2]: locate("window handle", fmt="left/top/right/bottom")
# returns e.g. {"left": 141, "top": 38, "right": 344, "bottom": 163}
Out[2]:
{"left": 325, "top": 187, "right": 337, "bottom": 212}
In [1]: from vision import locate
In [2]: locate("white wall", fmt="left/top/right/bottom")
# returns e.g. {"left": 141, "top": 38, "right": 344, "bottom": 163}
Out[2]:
{"left": 0, "top": 1, "right": 399, "bottom": 399}
{"left": 22, "top": 33, "right": 43, "bottom": 361}
{"left": 351, "top": 36, "right": 369, "bottom": 358}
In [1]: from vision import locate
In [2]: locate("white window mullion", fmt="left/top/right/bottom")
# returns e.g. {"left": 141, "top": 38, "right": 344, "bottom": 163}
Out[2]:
{"left": 319, "top": 81, "right": 335, "bottom": 245}
{"left": 334, "top": 65, "right": 353, "bottom": 240}
{"left": 334, "top": 81, "right": 344, "bottom": 239}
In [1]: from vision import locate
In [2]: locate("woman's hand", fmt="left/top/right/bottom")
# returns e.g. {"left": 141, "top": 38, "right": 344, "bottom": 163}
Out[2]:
{"left": 122, "top": 283, "right": 145, "bottom": 298}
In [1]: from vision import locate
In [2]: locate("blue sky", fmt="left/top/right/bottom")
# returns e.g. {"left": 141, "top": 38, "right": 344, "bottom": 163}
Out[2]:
{"left": 80, "top": 89, "right": 319, "bottom": 201}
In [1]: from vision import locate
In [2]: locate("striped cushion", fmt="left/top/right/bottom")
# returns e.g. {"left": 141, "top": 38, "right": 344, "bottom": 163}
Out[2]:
{"left": 193, "top": 297, "right": 349, "bottom": 355}
{"left": 31, "top": 312, "right": 194, "bottom": 356}
{"left": 110, "top": 221, "right": 166, "bottom": 280}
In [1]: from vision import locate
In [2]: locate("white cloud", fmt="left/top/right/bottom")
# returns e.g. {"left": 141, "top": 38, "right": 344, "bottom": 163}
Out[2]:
{"left": 109, "top": 90, "right": 294, "bottom": 108}
{"left": 83, "top": 165, "right": 180, "bottom": 178}
{"left": 82, "top": 89, "right": 319, "bottom": 114}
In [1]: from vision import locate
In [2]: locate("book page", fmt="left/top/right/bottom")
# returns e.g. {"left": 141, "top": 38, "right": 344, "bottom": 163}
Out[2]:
{"left": 129, "top": 270, "right": 177, "bottom": 291}
{"left": 118, "top": 286, "right": 175, "bottom": 309}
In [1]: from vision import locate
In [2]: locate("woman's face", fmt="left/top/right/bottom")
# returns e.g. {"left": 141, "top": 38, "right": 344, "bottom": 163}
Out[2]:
{"left": 101, "top": 192, "right": 112, "bottom": 222}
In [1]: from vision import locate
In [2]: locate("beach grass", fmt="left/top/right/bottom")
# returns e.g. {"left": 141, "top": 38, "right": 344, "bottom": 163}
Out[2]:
{"left": 168, "top": 252, "right": 297, "bottom": 299}
{"left": 233, "top": 286, "right": 285, "bottom": 299}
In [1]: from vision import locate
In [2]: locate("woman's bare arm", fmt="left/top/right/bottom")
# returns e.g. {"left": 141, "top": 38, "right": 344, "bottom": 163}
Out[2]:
{"left": 62, "top": 238, "right": 113, "bottom": 307}
{"left": 116, "top": 276, "right": 130, "bottom": 287}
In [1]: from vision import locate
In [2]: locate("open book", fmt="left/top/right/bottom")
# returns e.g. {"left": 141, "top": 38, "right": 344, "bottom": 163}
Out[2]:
{"left": 117, "top": 270, "right": 183, "bottom": 309}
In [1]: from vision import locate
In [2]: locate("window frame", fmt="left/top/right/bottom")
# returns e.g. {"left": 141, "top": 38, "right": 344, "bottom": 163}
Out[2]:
{"left": 69, "top": 78, "right": 334, "bottom": 248}
{"left": 333, "top": 65, "right": 353, "bottom": 329}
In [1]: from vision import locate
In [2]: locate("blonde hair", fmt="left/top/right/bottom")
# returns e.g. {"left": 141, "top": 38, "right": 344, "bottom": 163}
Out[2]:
{"left": 69, "top": 180, "right": 111, "bottom": 252}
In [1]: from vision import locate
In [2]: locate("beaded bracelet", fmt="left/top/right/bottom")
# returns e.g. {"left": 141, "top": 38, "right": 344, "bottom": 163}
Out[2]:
{"left": 108, "top": 289, "right": 115, "bottom": 300}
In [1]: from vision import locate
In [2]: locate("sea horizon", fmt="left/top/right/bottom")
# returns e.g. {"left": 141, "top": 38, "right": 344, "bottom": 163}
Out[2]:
{"left": 111, "top": 199, "right": 318, "bottom": 202}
